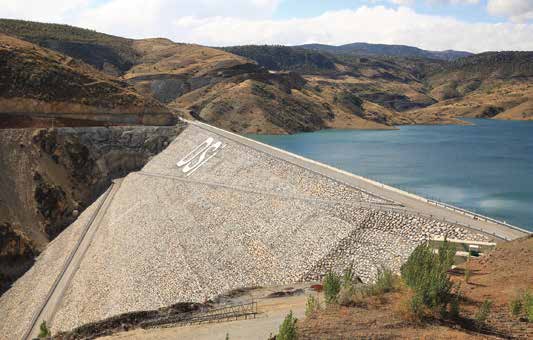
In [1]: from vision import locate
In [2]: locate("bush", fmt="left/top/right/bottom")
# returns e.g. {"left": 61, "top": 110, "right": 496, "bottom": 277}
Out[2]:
{"left": 305, "top": 294, "right": 321, "bottom": 317}
{"left": 464, "top": 267, "right": 471, "bottom": 284}
{"left": 524, "top": 291, "right": 533, "bottom": 322}
{"left": 323, "top": 271, "right": 341, "bottom": 304}
{"left": 337, "top": 285, "right": 356, "bottom": 307}
{"left": 396, "top": 291, "right": 424, "bottom": 323}
{"left": 449, "top": 286, "right": 462, "bottom": 319}
{"left": 38, "top": 320, "right": 51, "bottom": 338}
{"left": 277, "top": 311, "right": 298, "bottom": 340}
{"left": 374, "top": 267, "right": 395, "bottom": 295}
{"left": 401, "top": 240, "right": 455, "bottom": 313}
{"left": 475, "top": 299, "right": 493, "bottom": 325}
{"left": 509, "top": 295, "right": 523, "bottom": 317}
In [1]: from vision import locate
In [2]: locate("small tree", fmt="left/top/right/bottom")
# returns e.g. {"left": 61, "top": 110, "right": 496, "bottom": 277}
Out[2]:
{"left": 401, "top": 240, "right": 455, "bottom": 312}
{"left": 374, "top": 266, "right": 395, "bottom": 295}
{"left": 475, "top": 299, "right": 493, "bottom": 326}
{"left": 38, "top": 320, "right": 51, "bottom": 338}
{"left": 277, "top": 311, "right": 298, "bottom": 340}
{"left": 509, "top": 294, "right": 523, "bottom": 317}
{"left": 323, "top": 271, "right": 341, "bottom": 305}
{"left": 305, "top": 294, "right": 321, "bottom": 317}
{"left": 524, "top": 291, "right": 533, "bottom": 322}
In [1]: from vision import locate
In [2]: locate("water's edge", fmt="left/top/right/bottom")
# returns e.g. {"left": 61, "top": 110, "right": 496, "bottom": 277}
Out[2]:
{"left": 248, "top": 119, "right": 533, "bottom": 231}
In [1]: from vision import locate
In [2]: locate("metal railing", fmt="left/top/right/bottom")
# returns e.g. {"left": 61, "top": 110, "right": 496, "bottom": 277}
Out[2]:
{"left": 141, "top": 302, "right": 258, "bottom": 329}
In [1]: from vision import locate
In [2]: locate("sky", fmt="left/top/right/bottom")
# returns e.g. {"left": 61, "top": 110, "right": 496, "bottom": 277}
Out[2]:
{"left": 1, "top": 0, "right": 533, "bottom": 52}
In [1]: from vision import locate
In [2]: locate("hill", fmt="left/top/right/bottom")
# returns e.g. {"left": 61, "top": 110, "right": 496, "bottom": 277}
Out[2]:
{"left": 299, "top": 42, "right": 473, "bottom": 61}
{"left": 1, "top": 19, "right": 531, "bottom": 133}
{"left": 405, "top": 52, "right": 533, "bottom": 122}
{"left": 0, "top": 33, "right": 175, "bottom": 128}
{"left": 0, "top": 18, "right": 138, "bottom": 75}
{"left": 222, "top": 45, "right": 337, "bottom": 74}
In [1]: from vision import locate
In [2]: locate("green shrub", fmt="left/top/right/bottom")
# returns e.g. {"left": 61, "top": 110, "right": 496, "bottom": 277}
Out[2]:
{"left": 38, "top": 320, "right": 51, "bottom": 338}
{"left": 475, "top": 299, "right": 493, "bottom": 324}
{"left": 305, "top": 294, "right": 321, "bottom": 317}
{"left": 342, "top": 267, "right": 355, "bottom": 287}
{"left": 524, "top": 291, "right": 533, "bottom": 322}
{"left": 374, "top": 267, "right": 395, "bottom": 295}
{"left": 409, "top": 293, "right": 425, "bottom": 320}
{"left": 401, "top": 240, "right": 455, "bottom": 312}
{"left": 449, "top": 294, "right": 461, "bottom": 319}
{"left": 464, "top": 267, "right": 471, "bottom": 284}
{"left": 323, "top": 271, "right": 341, "bottom": 304}
{"left": 509, "top": 295, "right": 523, "bottom": 317}
{"left": 277, "top": 311, "right": 298, "bottom": 340}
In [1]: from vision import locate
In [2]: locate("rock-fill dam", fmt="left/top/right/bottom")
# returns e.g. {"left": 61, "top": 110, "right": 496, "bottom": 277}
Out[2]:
{"left": 0, "top": 120, "right": 528, "bottom": 339}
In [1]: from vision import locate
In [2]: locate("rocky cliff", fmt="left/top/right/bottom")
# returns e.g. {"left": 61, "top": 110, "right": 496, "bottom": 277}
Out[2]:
{"left": 0, "top": 124, "right": 185, "bottom": 294}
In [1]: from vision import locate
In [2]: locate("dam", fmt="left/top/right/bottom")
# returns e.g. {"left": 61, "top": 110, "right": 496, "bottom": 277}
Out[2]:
{"left": 0, "top": 120, "right": 529, "bottom": 339}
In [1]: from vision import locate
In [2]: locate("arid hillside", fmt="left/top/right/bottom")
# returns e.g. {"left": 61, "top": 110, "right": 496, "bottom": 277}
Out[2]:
{"left": 297, "top": 235, "right": 533, "bottom": 339}
{"left": 2, "top": 19, "right": 531, "bottom": 134}
{"left": 0, "top": 33, "right": 175, "bottom": 128}
{"left": 405, "top": 52, "right": 533, "bottom": 122}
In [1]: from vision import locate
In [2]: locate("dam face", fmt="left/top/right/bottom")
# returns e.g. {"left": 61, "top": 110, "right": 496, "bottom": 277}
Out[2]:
{"left": 0, "top": 121, "right": 527, "bottom": 339}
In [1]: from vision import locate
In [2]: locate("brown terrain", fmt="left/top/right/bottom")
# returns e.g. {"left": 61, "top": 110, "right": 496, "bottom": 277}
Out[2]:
{"left": 45, "top": 236, "right": 533, "bottom": 339}
{"left": 0, "top": 33, "right": 175, "bottom": 128}
{"left": 0, "top": 17, "right": 532, "bottom": 314}
{"left": 1, "top": 19, "right": 531, "bottom": 135}
{"left": 298, "top": 235, "right": 533, "bottom": 339}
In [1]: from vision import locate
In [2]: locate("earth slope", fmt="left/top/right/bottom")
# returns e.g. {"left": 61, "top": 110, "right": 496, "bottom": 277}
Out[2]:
{"left": 0, "top": 34, "right": 174, "bottom": 128}
{"left": 406, "top": 52, "right": 533, "bottom": 122}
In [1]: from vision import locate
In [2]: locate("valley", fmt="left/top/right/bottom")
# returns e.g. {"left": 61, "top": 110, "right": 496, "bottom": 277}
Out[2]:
{"left": 0, "top": 15, "right": 531, "bottom": 340}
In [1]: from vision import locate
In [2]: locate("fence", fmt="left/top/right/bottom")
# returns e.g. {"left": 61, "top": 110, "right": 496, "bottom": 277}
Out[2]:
{"left": 141, "top": 302, "right": 258, "bottom": 329}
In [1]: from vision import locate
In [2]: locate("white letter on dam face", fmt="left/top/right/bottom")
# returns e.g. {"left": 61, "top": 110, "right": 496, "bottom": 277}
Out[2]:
{"left": 176, "top": 137, "right": 225, "bottom": 176}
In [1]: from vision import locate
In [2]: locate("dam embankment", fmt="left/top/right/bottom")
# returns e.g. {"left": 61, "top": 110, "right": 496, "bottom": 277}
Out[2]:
{"left": 0, "top": 120, "right": 528, "bottom": 339}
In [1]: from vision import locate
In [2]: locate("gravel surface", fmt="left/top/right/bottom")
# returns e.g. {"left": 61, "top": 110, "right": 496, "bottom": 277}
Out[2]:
{"left": 1, "top": 123, "right": 494, "bottom": 338}
{"left": 0, "top": 195, "right": 106, "bottom": 340}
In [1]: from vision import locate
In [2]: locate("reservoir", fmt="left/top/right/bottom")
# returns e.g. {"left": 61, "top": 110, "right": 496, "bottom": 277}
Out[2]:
{"left": 249, "top": 118, "right": 533, "bottom": 231}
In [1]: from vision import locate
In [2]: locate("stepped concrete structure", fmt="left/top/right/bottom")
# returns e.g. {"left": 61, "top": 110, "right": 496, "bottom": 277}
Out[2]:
{"left": 0, "top": 120, "right": 529, "bottom": 339}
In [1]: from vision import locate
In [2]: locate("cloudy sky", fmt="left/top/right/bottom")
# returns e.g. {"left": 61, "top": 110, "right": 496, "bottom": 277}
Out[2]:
{"left": 1, "top": 0, "right": 532, "bottom": 52}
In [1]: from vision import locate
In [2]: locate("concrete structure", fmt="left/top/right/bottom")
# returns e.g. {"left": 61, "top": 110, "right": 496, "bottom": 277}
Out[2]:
{"left": 0, "top": 120, "right": 529, "bottom": 339}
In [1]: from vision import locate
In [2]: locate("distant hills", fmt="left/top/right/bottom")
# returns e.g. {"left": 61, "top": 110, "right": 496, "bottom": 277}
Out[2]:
{"left": 298, "top": 42, "right": 473, "bottom": 61}
{"left": 0, "top": 18, "right": 532, "bottom": 132}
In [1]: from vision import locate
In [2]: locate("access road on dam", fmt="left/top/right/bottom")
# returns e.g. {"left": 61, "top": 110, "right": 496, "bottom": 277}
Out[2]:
{"left": 190, "top": 120, "right": 530, "bottom": 241}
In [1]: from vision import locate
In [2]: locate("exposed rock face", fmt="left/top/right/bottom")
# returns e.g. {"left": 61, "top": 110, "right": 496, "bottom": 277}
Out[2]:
{"left": 0, "top": 124, "right": 185, "bottom": 294}
{"left": 0, "top": 223, "right": 36, "bottom": 295}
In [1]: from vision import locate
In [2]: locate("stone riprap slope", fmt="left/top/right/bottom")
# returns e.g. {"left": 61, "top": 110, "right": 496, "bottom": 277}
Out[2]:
{"left": 0, "top": 195, "right": 106, "bottom": 339}
{"left": 0, "top": 123, "right": 493, "bottom": 338}
{"left": 304, "top": 209, "right": 488, "bottom": 282}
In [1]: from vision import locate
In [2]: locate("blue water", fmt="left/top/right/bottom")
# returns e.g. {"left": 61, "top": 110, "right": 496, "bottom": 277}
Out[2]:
{"left": 249, "top": 119, "right": 533, "bottom": 231}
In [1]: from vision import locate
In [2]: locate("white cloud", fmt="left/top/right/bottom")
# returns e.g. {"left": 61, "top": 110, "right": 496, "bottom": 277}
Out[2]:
{"left": 73, "top": 0, "right": 281, "bottom": 39}
{"left": 0, "top": 1, "right": 532, "bottom": 52}
{"left": 487, "top": 0, "right": 533, "bottom": 23}
{"left": 170, "top": 6, "right": 533, "bottom": 52}
{"left": 427, "top": 0, "right": 480, "bottom": 4}
{"left": 382, "top": 0, "right": 479, "bottom": 5}
{"left": 0, "top": 0, "right": 90, "bottom": 22}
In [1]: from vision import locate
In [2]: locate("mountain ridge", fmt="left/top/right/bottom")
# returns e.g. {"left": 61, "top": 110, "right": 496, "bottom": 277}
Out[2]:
{"left": 298, "top": 42, "right": 473, "bottom": 61}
